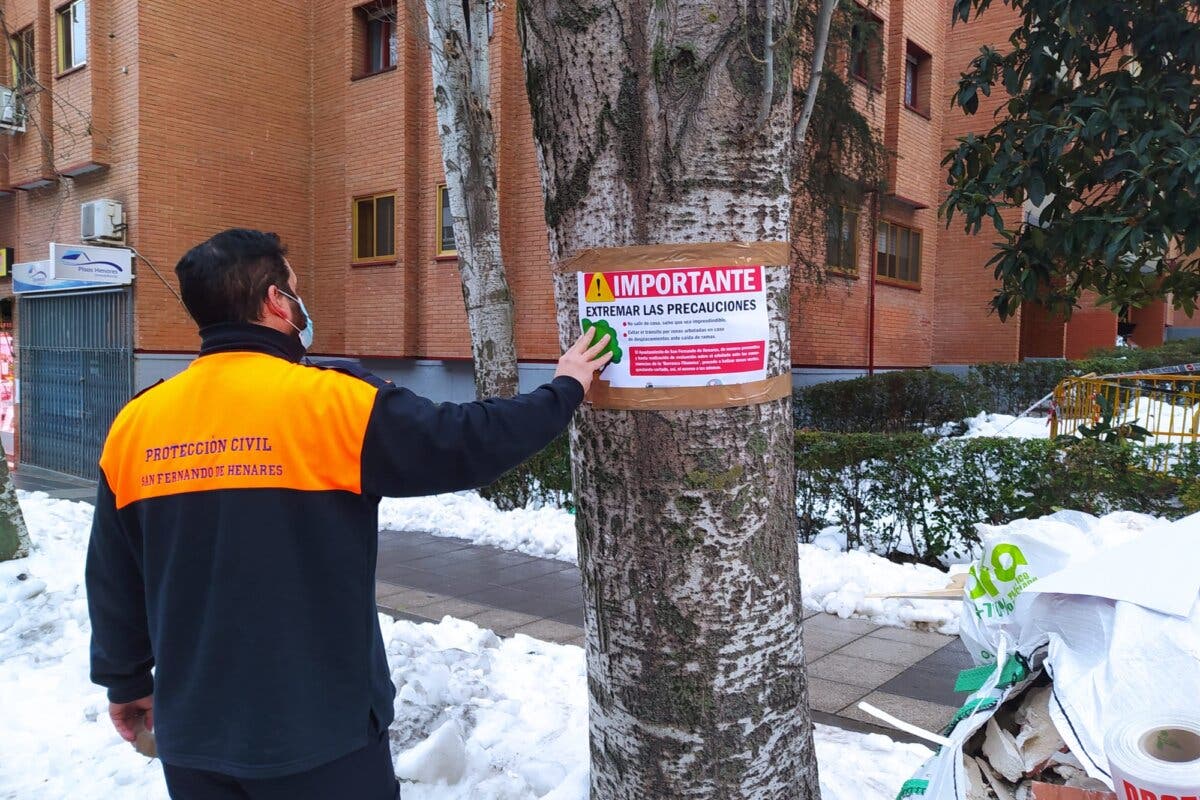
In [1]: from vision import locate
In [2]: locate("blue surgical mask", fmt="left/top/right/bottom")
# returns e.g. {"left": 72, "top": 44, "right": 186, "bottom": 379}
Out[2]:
{"left": 279, "top": 290, "right": 314, "bottom": 351}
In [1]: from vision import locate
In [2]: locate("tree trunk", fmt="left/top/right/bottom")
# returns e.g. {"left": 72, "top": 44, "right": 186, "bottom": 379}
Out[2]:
{"left": 0, "top": 441, "right": 30, "bottom": 561}
{"left": 519, "top": 3, "right": 818, "bottom": 799}
{"left": 794, "top": 0, "right": 839, "bottom": 149}
{"left": 427, "top": 0, "right": 520, "bottom": 398}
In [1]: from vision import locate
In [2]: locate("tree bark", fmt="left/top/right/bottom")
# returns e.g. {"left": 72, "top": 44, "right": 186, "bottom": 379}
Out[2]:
{"left": 519, "top": 3, "right": 818, "bottom": 798}
{"left": 0, "top": 441, "right": 30, "bottom": 561}
{"left": 427, "top": 0, "right": 520, "bottom": 398}
{"left": 793, "top": 0, "right": 839, "bottom": 149}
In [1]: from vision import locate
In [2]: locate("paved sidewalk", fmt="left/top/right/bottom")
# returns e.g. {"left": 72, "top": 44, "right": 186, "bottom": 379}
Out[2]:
{"left": 376, "top": 528, "right": 973, "bottom": 739}
{"left": 9, "top": 466, "right": 972, "bottom": 738}
{"left": 12, "top": 464, "right": 98, "bottom": 501}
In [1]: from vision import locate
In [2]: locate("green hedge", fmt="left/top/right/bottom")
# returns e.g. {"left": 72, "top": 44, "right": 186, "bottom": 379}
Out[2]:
{"left": 795, "top": 432, "right": 1200, "bottom": 565}
{"left": 793, "top": 338, "right": 1200, "bottom": 430}
{"left": 479, "top": 434, "right": 574, "bottom": 511}
{"left": 478, "top": 431, "right": 1199, "bottom": 568}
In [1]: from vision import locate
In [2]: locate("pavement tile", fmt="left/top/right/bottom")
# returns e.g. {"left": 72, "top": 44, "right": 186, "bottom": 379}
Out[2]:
{"left": 488, "top": 559, "right": 575, "bottom": 585}
{"left": 465, "top": 607, "right": 542, "bottom": 635}
{"left": 919, "top": 640, "right": 977, "bottom": 670}
{"left": 802, "top": 625, "right": 863, "bottom": 653}
{"left": 375, "top": 581, "right": 404, "bottom": 601}
{"left": 877, "top": 664, "right": 964, "bottom": 708}
{"left": 547, "top": 606, "right": 586, "bottom": 627}
{"left": 511, "top": 618, "right": 585, "bottom": 644}
{"left": 375, "top": 584, "right": 448, "bottom": 611}
{"left": 840, "top": 691, "right": 957, "bottom": 733}
{"left": 804, "top": 613, "right": 880, "bottom": 636}
{"left": 374, "top": 565, "right": 456, "bottom": 594}
{"left": 837, "top": 635, "right": 942, "bottom": 667}
{"left": 807, "top": 678, "right": 872, "bottom": 714}
{"left": 461, "top": 586, "right": 576, "bottom": 619}
{"left": 809, "top": 653, "right": 906, "bottom": 688}
{"left": 868, "top": 626, "right": 955, "bottom": 649}
{"left": 508, "top": 570, "right": 583, "bottom": 598}
{"left": 417, "top": 597, "right": 495, "bottom": 621}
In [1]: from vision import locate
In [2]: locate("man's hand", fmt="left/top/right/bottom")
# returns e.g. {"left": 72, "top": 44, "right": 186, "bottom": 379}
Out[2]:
{"left": 109, "top": 694, "right": 154, "bottom": 744}
{"left": 555, "top": 328, "right": 614, "bottom": 394}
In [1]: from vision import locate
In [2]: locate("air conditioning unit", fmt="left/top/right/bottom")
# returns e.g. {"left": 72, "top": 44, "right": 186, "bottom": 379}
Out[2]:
{"left": 0, "top": 86, "right": 25, "bottom": 134}
{"left": 81, "top": 199, "right": 125, "bottom": 243}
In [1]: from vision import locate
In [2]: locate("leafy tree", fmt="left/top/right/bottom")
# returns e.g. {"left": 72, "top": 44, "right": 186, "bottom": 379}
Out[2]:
{"left": 943, "top": 0, "right": 1200, "bottom": 320}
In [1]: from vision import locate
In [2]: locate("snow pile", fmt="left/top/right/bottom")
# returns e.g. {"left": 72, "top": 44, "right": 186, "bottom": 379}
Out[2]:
{"left": 958, "top": 412, "right": 1051, "bottom": 439}
{"left": 0, "top": 492, "right": 932, "bottom": 800}
{"left": 799, "top": 542, "right": 965, "bottom": 634}
{"left": 379, "top": 492, "right": 578, "bottom": 561}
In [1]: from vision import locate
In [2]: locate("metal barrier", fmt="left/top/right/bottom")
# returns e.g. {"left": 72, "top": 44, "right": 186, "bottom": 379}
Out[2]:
{"left": 1050, "top": 373, "right": 1200, "bottom": 449}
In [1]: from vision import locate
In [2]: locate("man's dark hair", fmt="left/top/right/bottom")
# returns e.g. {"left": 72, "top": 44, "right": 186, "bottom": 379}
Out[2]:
{"left": 175, "top": 229, "right": 290, "bottom": 327}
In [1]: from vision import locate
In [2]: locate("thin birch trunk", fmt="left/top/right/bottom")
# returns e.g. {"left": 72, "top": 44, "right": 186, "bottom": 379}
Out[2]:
{"left": 427, "top": 0, "right": 520, "bottom": 398}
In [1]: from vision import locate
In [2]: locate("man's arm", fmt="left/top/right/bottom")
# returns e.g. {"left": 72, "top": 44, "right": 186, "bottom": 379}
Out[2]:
{"left": 361, "top": 330, "right": 611, "bottom": 498}
{"left": 85, "top": 476, "right": 154, "bottom": 708}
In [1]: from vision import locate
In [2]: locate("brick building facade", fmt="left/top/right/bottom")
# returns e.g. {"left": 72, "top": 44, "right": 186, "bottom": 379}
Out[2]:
{"left": 0, "top": 0, "right": 1196, "bottom": 474}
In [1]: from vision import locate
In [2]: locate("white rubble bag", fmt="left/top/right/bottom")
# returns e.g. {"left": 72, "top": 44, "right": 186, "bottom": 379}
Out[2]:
{"left": 897, "top": 511, "right": 1200, "bottom": 800}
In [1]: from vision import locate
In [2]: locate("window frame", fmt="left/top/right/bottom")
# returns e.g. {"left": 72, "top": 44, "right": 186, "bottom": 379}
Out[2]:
{"left": 10, "top": 27, "right": 35, "bottom": 90}
{"left": 848, "top": 8, "right": 884, "bottom": 90}
{"left": 55, "top": 0, "right": 87, "bottom": 76}
{"left": 903, "top": 40, "right": 932, "bottom": 118}
{"left": 825, "top": 205, "right": 861, "bottom": 276}
{"left": 436, "top": 184, "right": 458, "bottom": 258}
{"left": 876, "top": 220, "right": 923, "bottom": 288}
{"left": 351, "top": 192, "right": 398, "bottom": 264}
{"left": 354, "top": 1, "right": 398, "bottom": 79}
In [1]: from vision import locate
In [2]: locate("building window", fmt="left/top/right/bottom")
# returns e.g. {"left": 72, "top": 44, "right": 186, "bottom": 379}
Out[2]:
{"left": 355, "top": 2, "right": 398, "bottom": 78}
{"left": 56, "top": 0, "right": 87, "bottom": 74}
{"left": 436, "top": 184, "right": 457, "bottom": 256}
{"left": 849, "top": 12, "right": 883, "bottom": 89}
{"left": 904, "top": 41, "right": 932, "bottom": 116}
{"left": 877, "top": 221, "right": 922, "bottom": 285}
{"left": 826, "top": 206, "right": 860, "bottom": 274}
{"left": 10, "top": 27, "right": 35, "bottom": 89}
{"left": 352, "top": 193, "right": 396, "bottom": 262}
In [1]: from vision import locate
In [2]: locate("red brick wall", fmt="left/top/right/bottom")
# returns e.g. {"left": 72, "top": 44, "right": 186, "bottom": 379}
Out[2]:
{"left": 934, "top": 4, "right": 1023, "bottom": 365}
{"left": 1130, "top": 301, "right": 1166, "bottom": 348}
{"left": 134, "top": 0, "right": 314, "bottom": 353}
{"left": 1019, "top": 302, "right": 1066, "bottom": 359}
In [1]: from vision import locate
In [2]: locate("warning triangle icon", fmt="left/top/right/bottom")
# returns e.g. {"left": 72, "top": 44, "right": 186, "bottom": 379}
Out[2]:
{"left": 586, "top": 272, "right": 615, "bottom": 303}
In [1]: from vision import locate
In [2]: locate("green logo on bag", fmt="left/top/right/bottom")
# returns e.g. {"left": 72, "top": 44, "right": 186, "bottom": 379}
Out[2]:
{"left": 968, "top": 543, "right": 1035, "bottom": 620}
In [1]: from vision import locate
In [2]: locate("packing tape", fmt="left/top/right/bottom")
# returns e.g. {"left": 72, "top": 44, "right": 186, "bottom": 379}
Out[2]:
{"left": 586, "top": 373, "right": 792, "bottom": 411}
{"left": 1106, "top": 714, "right": 1200, "bottom": 800}
{"left": 555, "top": 241, "right": 790, "bottom": 273}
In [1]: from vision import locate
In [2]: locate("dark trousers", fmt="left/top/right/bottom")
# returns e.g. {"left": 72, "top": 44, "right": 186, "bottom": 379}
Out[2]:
{"left": 162, "top": 729, "right": 400, "bottom": 800}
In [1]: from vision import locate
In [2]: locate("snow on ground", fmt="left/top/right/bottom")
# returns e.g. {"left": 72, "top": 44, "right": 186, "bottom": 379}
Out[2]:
{"left": 379, "top": 493, "right": 965, "bottom": 632}
{"left": 0, "top": 492, "right": 932, "bottom": 800}
{"left": 957, "top": 412, "right": 1052, "bottom": 439}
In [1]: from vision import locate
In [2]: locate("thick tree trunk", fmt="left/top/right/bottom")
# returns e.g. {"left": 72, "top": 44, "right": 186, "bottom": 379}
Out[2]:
{"left": 0, "top": 442, "right": 30, "bottom": 561}
{"left": 427, "top": 0, "right": 520, "bottom": 398}
{"left": 520, "top": 3, "right": 818, "bottom": 799}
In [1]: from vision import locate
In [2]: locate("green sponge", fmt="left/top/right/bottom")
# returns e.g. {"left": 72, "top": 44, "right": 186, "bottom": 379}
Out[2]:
{"left": 581, "top": 318, "right": 623, "bottom": 364}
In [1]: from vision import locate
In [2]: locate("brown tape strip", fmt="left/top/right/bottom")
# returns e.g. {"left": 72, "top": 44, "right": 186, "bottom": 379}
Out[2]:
{"left": 587, "top": 373, "right": 792, "bottom": 411}
{"left": 556, "top": 241, "right": 790, "bottom": 274}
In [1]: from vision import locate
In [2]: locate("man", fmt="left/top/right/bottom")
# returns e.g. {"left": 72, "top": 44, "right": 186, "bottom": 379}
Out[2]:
{"left": 85, "top": 228, "right": 611, "bottom": 799}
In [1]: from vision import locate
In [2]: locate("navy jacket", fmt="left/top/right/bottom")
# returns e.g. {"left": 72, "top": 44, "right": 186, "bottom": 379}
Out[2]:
{"left": 85, "top": 324, "right": 583, "bottom": 778}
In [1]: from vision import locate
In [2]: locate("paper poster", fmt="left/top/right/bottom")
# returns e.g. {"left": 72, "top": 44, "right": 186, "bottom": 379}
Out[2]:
{"left": 577, "top": 265, "right": 770, "bottom": 389}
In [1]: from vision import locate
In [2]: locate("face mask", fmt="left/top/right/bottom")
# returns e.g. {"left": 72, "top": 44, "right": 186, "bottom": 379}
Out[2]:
{"left": 278, "top": 289, "right": 314, "bottom": 351}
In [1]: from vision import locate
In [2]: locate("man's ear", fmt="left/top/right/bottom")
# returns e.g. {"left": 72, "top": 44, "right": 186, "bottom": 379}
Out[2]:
{"left": 262, "top": 285, "right": 288, "bottom": 323}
